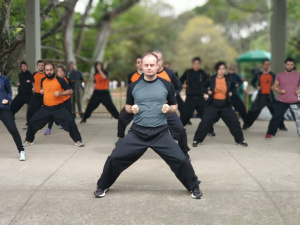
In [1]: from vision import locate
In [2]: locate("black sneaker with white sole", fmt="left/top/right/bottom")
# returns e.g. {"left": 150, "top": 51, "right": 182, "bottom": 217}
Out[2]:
{"left": 192, "top": 140, "right": 200, "bottom": 147}
{"left": 191, "top": 186, "right": 203, "bottom": 199}
{"left": 237, "top": 140, "right": 248, "bottom": 147}
{"left": 94, "top": 187, "right": 109, "bottom": 198}
{"left": 207, "top": 131, "right": 216, "bottom": 136}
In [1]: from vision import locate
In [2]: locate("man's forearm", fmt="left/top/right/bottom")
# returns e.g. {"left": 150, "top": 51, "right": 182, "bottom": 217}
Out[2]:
{"left": 167, "top": 104, "right": 178, "bottom": 113}
{"left": 125, "top": 104, "right": 133, "bottom": 114}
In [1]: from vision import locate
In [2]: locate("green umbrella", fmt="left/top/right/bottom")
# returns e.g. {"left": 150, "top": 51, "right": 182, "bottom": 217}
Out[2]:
{"left": 236, "top": 50, "right": 271, "bottom": 63}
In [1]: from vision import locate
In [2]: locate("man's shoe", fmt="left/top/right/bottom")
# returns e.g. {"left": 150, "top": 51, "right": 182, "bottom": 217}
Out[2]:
{"left": 75, "top": 141, "right": 85, "bottom": 147}
{"left": 58, "top": 125, "right": 63, "bottom": 129}
{"left": 192, "top": 141, "right": 200, "bottom": 147}
{"left": 237, "top": 140, "right": 248, "bottom": 147}
{"left": 19, "top": 151, "right": 26, "bottom": 161}
{"left": 207, "top": 131, "right": 216, "bottom": 136}
{"left": 265, "top": 133, "right": 272, "bottom": 140}
{"left": 80, "top": 119, "right": 86, "bottom": 124}
{"left": 23, "top": 125, "right": 28, "bottom": 130}
{"left": 242, "top": 123, "right": 249, "bottom": 130}
{"left": 187, "top": 121, "right": 192, "bottom": 125}
{"left": 94, "top": 188, "right": 109, "bottom": 198}
{"left": 279, "top": 126, "right": 288, "bottom": 131}
{"left": 44, "top": 128, "right": 51, "bottom": 135}
{"left": 22, "top": 141, "right": 34, "bottom": 147}
{"left": 184, "top": 152, "right": 191, "bottom": 162}
{"left": 191, "top": 186, "right": 203, "bottom": 199}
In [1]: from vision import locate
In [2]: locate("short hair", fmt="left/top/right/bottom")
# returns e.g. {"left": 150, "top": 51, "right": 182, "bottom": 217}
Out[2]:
{"left": 69, "top": 61, "right": 75, "bottom": 65}
{"left": 192, "top": 57, "right": 201, "bottom": 63}
{"left": 285, "top": 57, "right": 295, "bottom": 64}
{"left": 36, "top": 60, "right": 44, "bottom": 65}
{"left": 44, "top": 62, "right": 55, "bottom": 69}
{"left": 215, "top": 61, "right": 227, "bottom": 71}
{"left": 20, "top": 61, "right": 27, "bottom": 66}
{"left": 142, "top": 52, "right": 159, "bottom": 63}
{"left": 56, "top": 64, "right": 66, "bottom": 74}
{"left": 152, "top": 50, "right": 163, "bottom": 59}
{"left": 136, "top": 56, "right": 142, "bottom": 60}
{"left": 262, "top": 58, "right": 270, "bottom": 64}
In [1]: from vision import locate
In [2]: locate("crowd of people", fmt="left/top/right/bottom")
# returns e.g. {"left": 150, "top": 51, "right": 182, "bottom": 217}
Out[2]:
{"left": 1, "top": 52, "right": 300, "bottom": 199}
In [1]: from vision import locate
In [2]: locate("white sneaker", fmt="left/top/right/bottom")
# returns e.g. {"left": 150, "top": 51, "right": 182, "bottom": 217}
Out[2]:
{"left": 22, "top": 141, "right": 34, "bottom": 147}
{"left": 19, "top": 151, "right": 26, "bottom": 161}
{"left": 75, "top": 141, "right": 84, "bottom": 147}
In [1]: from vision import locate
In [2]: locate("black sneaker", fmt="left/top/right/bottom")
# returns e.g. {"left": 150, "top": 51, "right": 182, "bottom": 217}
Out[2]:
{"left": 184, "top": 152, "right": 191, "bottom": 162}
{"left": 192, "top": 141, "right": 200, "bottom": 147}
{"left": 80, "top": 119, "right": 86, "bottom": 124}
{"left": 207, "top": 131, "right": 216, "bottom": 136}
{"left": 279, "top": 126, "right": 288, "bottom": 131}
{"left": 191, "top": 186, "right": 203, "bottom": 199}
{"left": 242, "top": 123, "right": 249, "bottom": 130}
{"left": 187, "top": 121, "right": 192, "bottom": 125}
{"left": 94, "top": 187, "right": 109, "bottom": 198}
{"left": 237, "top": 140, "right": 248, "bottom": 147}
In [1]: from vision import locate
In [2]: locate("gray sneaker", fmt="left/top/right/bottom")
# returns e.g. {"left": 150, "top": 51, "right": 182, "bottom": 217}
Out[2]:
{"left": 23, "top": 125, "right": 28, "bottom": 130}
{"left": 75, "top": 141, "right": 84, "bottom": 147}
{"left": 22, "top": 141, "right": 34, "bottom": 147}
{"left": 19, "top": 151, "right": 26, "bottom": 161}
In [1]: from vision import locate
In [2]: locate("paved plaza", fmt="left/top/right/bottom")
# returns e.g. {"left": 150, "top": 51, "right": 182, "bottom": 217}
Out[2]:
{"left": 1, "top": 111, "right": 300, "bottom": 225}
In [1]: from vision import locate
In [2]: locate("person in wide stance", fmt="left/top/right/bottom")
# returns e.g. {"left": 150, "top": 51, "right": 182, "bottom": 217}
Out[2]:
{"left": 94, "top": 53, "right": 202, "bottom": 199}
{"left": 23, "top": 63, "right": 84, "bottom": 147}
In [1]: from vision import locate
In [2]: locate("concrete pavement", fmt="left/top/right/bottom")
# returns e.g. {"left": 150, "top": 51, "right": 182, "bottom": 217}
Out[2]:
{"left": 1, "top": 111, "right": 300, "bottom": 225}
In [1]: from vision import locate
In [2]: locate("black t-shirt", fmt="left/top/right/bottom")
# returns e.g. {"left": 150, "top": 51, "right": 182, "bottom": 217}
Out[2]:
{"left": 18, "top": 70, "right": 33, "bottom": 94}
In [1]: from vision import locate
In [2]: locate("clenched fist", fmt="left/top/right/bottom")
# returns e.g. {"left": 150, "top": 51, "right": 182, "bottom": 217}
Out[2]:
{"left": 132, "top": 104, "right": 139, "bottom": 114}
{"left": 162, "top": 104, "right": 170, "bottom": 114}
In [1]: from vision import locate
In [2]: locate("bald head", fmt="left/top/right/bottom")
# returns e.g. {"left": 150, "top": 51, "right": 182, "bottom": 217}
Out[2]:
{"left": 142, "top": 53, "right": 158, "bottom": 79}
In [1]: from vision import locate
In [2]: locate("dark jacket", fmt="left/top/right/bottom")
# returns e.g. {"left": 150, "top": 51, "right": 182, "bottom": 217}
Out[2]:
{"left": 251, "top": 71, "right": 276, "bottom": 102}
{"left": 18, "top": 70, "right": 33, "bottom": 95}
{"left": 206, "top": 75, "right": 235, "bottom": 106}
{"left": 179, "top": 69, "right": 208, "bottom": 96}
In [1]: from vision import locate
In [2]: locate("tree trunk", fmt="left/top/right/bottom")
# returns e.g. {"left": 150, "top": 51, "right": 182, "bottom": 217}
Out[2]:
{"left": 0, "top": 0, "right": 12, "bottom": 74}
{"left": 75, "top": 0, "right": 93, "bottom": 54}
{"left": 62, "top": 0, "right": 78, "bottom": 65}
{"left": 270, "top": 0, "right": 286, "bottom": 74}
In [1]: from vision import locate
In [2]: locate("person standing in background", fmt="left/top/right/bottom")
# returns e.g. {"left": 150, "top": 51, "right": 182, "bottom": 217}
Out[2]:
{"left": 67, "top": 62, "right": 84, "bottom": 119}
{"left": 80, "top": 62, "right": 119, "bottom": 123}
{"left": 10, "top": 61, "right": 33, "bottom": 119}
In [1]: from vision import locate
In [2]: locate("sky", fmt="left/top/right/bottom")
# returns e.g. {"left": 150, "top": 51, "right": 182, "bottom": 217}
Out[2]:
{"left": 75, "top": 0, "right": 208, "bottom": 16}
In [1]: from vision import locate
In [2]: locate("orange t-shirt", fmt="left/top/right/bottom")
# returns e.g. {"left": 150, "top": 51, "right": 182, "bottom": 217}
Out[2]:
{"left": 42, "top": 78, "right": 65, "bottom": 106}
{"left": 34, "top": 72, "right": 46, "bottom": 93}
{"left": 157, "top": 70, "right": 171, "bottom": 82}
{"left": 94, "top": 73, "right": 109, "bottom": 90}
{"left": 260, "top": 74, "right": 272, "bottom": 94}
{"left": 62, "top": 77, "right": 71, "bottom": 101}
{"left": 213, "top": 77, "right": 227, "bottom": 100}
{"left": 130, "top": 72, "right": 141, "bottom": 83}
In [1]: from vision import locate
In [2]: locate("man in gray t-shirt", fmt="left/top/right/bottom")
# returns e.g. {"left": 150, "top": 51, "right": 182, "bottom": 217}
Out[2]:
{"left": 67, "top": 62, "right": 84, "bottom": 118}
{"left": 94, "top": 53, "right": 202, "bottom": 199}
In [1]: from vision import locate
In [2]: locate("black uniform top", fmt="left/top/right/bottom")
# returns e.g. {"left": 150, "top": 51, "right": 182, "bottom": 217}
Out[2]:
{"left": 18, "top": 70, "right": 33, "bottom": 94}
{"left": 179, "top": 69, "right": 208, "bottom": 96}
{"left": 227, "top": 73, "right": 242, "bottom": 95}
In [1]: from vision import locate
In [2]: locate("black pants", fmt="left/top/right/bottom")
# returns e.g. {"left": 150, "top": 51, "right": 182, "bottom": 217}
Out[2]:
{"left": 26, "top": 106, "right": 82, "bottom": 143}
{"left": 231, "top": 94, "right": 247, "bottom": 123}
{"left": 97, "top": 124, "right": 200, "bottom": 191}
{"left": 48, "top": 99, "right": 72, "bottom": 129}
{"left": 71, "top": 88, "right": 83, "bottom": 119}
{"left": 10, "top": 93, "right": 32, "bottom": 116}
{"left": 194, "top": 104, "right": 244, "bottom": 143}
{"left": 246, "top": 95, "right": 285, "bottom": 128}
{"left": 267, "top": 101, "right": 296, "bottom": 136}
{"left": 176, "top": 94, "right": 184, "bottom": 115}
{"left": 117, "top": 107, "right": 190, "bottom": 152}
{"left": 117, "top": 107, "right": 134, "bottom": 138}
{"left": 0, "top": 109, "right": 24, "bottom": 152}
{"left": 27, "top": 93, "right": 43, "bottom": 124}
{"left": 180, "top": 96, "right": 206, "bottom": 126}
{"left": 83, "top": 90, "right": 119, "bottom": 120}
